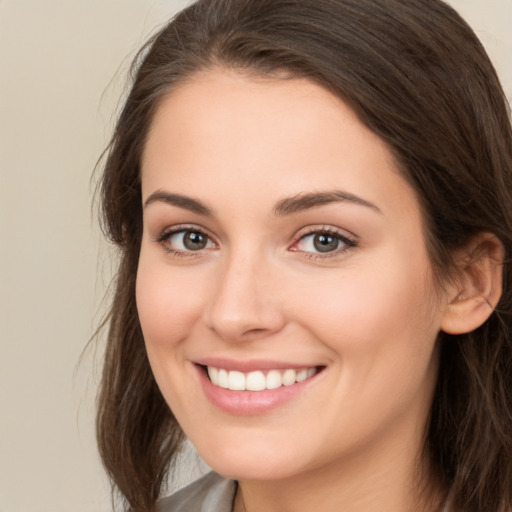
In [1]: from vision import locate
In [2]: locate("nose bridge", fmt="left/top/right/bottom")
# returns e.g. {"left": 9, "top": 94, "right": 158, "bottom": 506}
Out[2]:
{"left": 204, "top": 244, "right": 284, "bottom": 341}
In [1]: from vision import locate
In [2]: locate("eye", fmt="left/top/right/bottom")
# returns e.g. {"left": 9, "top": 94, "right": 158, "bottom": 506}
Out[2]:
{"left": 158, "top": 228, "right": 216, "bottom": 253}
{"left": 291, "top": 229, "right": 356, "bottom": 256}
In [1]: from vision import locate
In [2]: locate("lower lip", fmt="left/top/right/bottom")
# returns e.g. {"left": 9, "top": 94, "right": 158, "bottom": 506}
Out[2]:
{"left": 195, "top": 365, "right": 323, "bottom": 415}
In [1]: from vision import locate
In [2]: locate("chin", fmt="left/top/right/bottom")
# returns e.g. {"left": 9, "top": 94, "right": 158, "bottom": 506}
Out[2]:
{"left": 194, "top": 436, "right": 309, "bottom": 482}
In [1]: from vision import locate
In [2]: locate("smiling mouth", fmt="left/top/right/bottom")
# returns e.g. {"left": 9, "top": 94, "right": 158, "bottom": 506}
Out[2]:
{"left": 203, "top": 365, "right": 324, "bottom": 391}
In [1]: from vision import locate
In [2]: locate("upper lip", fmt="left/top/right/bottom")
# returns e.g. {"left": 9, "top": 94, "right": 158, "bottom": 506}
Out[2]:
{"left": 194, "top": 358, "right": 324, "bottom": 373}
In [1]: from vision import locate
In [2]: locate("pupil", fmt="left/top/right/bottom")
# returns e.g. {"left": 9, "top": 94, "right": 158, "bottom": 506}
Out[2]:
{"left": 184, "top": 231, "right": 207, "bottom": 250}
{"left": 313, "top": 233, "right": 338, "bottom": 253}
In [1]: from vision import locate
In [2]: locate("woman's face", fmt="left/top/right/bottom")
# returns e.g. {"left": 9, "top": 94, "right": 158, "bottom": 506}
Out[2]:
{"left": 137, "top": 70, "right": 449, "bottom": 481}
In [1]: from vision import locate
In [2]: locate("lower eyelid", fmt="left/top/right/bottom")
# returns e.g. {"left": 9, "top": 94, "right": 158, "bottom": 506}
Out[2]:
{"left": 297, "top": 242, "right": 355, "bottom": 262}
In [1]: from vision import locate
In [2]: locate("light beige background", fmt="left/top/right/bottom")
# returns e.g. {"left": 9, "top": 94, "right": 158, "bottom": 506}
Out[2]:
{"left": 0, "top": 1, "right": 510, "bottom": 511}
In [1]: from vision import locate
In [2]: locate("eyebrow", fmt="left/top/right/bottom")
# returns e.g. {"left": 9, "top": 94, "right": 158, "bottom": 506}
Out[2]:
{"left": 143, "top": 189, "right": 381, "bottom": 217}
{"left": 143, "top": 190, "right": 214, "bottom": 216}
{"left": 273, "top": 190, "right": 382, "bottom": 216}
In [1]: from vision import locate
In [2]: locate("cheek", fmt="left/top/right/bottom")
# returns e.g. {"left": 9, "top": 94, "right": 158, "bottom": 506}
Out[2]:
{"left": 288, "top": 247, "right": 440, "bottom": 375}
{"left": 135, "top": 253, "right": 207, "bottom": 350}
{"left": 287, "top": 255, "right": 441, "bottom": 442}
{"left": 135, "top": 253, "right": 211, "bottom": 414}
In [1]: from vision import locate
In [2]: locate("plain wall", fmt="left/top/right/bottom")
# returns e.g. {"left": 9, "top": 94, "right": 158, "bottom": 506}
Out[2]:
{"left": 0, "top": 1, "right": 510, "bottom": 511}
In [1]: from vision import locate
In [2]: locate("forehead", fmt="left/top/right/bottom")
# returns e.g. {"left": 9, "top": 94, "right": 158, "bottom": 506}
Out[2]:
{"left": 141, "top": 69, "right": 417, "bottom": 222}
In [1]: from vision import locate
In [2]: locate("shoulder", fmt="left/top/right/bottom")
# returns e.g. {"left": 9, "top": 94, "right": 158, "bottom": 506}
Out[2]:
{"left": 156, "top": 471, "right": 237, "bottom": 512}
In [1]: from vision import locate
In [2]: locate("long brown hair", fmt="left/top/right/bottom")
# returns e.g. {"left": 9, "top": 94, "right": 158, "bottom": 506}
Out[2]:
{"left": 96, "top": 1, "right": 512, "bottom": 510}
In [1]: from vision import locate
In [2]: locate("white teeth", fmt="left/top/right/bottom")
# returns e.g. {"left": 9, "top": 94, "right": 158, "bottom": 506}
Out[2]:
{"left": 266, "top": 370, "right": 282, "bottom": 390}
{"left": 218, "top": 369, "right": 229, "bottom": 389}
{"left": 296, "top": 369, "right": 308, "bottom": 382}
{"left": 206, "top": 365, "right": 319, "bottom": 391}
{"left": 228, "top": 370, "right": 245, "bottom": 390}
{"left": 207, "top": 366, "right": 218, "bottom": 382}
{"left": 282, "top": 369, "right": 297, "bottom": 386}
{"left": 246, "top": 371, "right": 266, "bottom": 391}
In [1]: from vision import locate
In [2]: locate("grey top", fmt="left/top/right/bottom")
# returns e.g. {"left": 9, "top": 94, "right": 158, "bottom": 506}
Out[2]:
{"left": 157, "top": 472, "right": 237, "bottom": 512}
{"left": 157, "top": 470, "right": 451, "bottom": 512}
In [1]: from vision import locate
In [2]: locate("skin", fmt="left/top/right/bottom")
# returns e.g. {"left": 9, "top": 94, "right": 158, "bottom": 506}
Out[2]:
{"left": 137, "top": 70, "right": 453, "bottom": 512}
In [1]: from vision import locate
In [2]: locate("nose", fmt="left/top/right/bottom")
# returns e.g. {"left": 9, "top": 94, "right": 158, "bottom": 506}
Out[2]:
{"left": 203, "top": 250, "right": 286, "bottom": 343}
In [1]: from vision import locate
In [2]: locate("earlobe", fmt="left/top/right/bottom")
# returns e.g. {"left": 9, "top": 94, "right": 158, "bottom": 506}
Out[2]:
{"left": 441, "top": 233, "right": 504, "bottom": 335}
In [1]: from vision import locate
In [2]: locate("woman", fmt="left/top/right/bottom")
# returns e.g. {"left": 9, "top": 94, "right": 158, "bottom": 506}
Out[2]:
{"left": 96, "top": 0, "right": 512, "bottom": 511}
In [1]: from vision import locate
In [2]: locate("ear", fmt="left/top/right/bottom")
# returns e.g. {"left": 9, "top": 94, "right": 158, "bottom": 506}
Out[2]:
{"left": 441, "top": 233, "right": 504, "bottom": 335}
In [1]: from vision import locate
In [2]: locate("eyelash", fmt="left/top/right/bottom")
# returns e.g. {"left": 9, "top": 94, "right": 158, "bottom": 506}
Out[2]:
{"left": 290, "top": 227, "right": 357, "bottom": 260}
{"left": 156, "top": 225, "right": 357, "bottom": 259}
{"left": 156, "top": 225, "right": 215, "bottom": 257}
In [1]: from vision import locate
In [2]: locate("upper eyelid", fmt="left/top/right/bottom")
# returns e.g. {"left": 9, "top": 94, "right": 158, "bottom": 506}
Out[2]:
{"left": 156, "top": 224, "right": 213, "bottom": 241}
{"left": 293, "top": 225, "right": 357, "bottom": 243}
